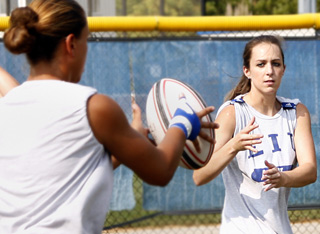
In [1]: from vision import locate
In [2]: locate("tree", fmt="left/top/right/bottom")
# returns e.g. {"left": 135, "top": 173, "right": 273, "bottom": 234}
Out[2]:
{"left": 116, "top": 0, "right": 201, "bottom": 16}
{"left": 205, "top": 0, "right": 298, "bottom": 15}
{"left": 205, "top": 0, "right": 228, "bottom": 15}
{"left": 116, "top": 0, "right": 311, "bottom": 16}
{"left": 165, "top": 0, "right": 200, "bottom": 16}
{"left": 248, "top": 0, "right": 298, "bottom": 15}
{"left": 198, "top": 0, "right": 298, "bottom": 16}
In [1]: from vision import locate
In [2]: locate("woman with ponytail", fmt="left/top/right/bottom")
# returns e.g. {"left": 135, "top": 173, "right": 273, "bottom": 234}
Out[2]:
{"left": 193, "top": 35, "right": 317, "bottom": 234}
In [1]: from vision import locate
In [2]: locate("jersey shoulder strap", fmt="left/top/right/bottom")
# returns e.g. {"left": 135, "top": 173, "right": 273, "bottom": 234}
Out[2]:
{"left": 230, "top": 95, "right": 245, "bottom": 104}
{"left": 277, "top": 96, "right": 301, "bottom": 109}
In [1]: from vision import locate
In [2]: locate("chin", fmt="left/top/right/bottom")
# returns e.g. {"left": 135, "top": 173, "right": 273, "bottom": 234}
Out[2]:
{"left": 264, "top": 90, "right": 278, "bottom": 96}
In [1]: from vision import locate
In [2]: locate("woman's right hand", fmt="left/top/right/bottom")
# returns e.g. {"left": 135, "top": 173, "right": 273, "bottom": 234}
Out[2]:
{"left": 192, "top": 106, "right": 219, "bottom": 153}
{"left": 231, "top": 117, "right": 263, "bottom": 153}
{"left": 168, "top": 96, "right": 217, "bottom": 152}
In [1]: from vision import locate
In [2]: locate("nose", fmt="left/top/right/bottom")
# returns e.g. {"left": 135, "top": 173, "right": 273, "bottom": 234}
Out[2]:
{"left": 266, "top": 63, "right": 273, "bottom": 76}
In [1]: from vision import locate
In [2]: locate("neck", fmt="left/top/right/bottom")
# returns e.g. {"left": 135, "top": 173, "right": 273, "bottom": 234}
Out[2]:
{"left": 27, "top": 58, "right": 68, "bottom": 82}
{"left": 243, "top": 91, "right": 280, "bottom": 116}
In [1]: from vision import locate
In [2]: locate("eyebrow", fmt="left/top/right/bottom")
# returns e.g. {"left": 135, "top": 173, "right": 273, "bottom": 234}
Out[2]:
{"left": 255, "top": 58, "right": 282, "bottom": 62}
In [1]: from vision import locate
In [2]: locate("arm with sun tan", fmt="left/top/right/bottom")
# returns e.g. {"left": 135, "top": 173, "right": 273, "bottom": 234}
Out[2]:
{"left": 193, "top": 105, "right": 263, "bottom": 186}
{"left": 88, "top": 94, "right": 216, "bottom": 186}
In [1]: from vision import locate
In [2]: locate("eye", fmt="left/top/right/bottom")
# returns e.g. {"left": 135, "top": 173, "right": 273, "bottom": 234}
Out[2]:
{"left": 257, "top": 63, "right": 265, "bottom": 67}
{"left": 272, "top": 62, "right": 281, "bottom": 67}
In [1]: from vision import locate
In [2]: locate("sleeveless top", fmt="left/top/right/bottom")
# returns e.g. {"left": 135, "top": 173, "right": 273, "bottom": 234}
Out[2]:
{"left": 217, "top": 94, "right": 300, "bottom": 234}
{"left": 0, "top": 80, "right": 113, "bottom": 234}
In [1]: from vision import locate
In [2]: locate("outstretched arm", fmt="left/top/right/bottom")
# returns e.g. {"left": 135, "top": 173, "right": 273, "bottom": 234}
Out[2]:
{"left": 193, "top": 105, "right": 263, "bottom": 186}
{"left": 0, "top": 67, "right": 19, "bottom": 97}
{"left": 88, "top": 94, "right": 216, "bottom": 186}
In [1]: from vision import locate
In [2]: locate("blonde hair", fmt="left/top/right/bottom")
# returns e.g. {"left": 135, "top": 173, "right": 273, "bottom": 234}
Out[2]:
{"left": 4, "top": 0, "right": 87, "bottom": 65}
{"left": 224, "top": 35, "right": 285, "bottom": 101}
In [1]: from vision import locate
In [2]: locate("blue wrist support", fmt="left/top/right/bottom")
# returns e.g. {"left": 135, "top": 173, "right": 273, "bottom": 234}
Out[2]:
{"left": 169, "top": 98, "right": 201, "bottom": 141}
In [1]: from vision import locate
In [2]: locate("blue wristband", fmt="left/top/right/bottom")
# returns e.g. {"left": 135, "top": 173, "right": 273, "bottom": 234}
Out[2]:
{"left": 169, "top": 98, "right": 201, "bottom": 140}
{"left": 169, "top": 121, "right": 189, "bottom": 138}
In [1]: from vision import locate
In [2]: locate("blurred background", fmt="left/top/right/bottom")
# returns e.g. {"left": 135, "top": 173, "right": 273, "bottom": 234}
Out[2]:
{"left": 0, "top": 1, "right": 320, "bottom": 234}
{"left": 0, "top": 0, "right": 319, "bottom": 17}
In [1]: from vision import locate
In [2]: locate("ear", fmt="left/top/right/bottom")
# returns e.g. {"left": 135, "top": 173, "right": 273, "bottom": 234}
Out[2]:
{"left": 65, "top": 34, "right": 76, "bottom": 57}
{"left": 243, "top": 66, "right": 250, "bottom": 78}
{"left": 283, "top": 64, "right": 286, "bottom": 76}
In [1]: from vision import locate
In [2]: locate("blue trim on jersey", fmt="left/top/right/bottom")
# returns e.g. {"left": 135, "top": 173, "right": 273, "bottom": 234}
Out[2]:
{"left": 231, "top": 97, "right": 245, "bottom": 104}
{"left": 231, "top": 97, "right": 296, "bottom": 110}
{"left": 281, "top": 102, "right": 296, "bottom": 109}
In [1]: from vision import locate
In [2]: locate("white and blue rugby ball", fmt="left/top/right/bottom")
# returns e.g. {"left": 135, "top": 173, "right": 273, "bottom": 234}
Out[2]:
{"left": 146, "top": 78, "right": 215, "bottom": 169}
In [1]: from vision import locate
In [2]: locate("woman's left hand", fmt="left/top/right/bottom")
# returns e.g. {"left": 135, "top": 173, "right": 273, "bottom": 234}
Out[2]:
{"left": 261, "top": 160, "right": 286, "bottom": 191}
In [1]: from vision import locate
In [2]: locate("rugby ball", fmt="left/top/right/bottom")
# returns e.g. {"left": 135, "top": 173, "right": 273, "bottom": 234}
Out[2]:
{"left": 146, "top": 78, "right": 215, "bottom": 169}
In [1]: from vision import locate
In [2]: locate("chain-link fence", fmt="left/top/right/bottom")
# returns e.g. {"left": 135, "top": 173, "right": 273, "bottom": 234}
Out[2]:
{"left": 87, "top": 27, "right": 320, "bottom": 234}
{"left": 0, "top": 14, "right": 319, "bottom": 234}
{"left": 89, "top": 28, "right": 319, "bottom": 40}
{"left": 102, "top": 175, "right": 320, "bottom": 234}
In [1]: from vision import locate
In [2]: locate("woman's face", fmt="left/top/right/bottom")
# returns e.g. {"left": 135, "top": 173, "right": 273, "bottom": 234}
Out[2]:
{"left": 244, "top": 42, "right": 285, "bottom": 95}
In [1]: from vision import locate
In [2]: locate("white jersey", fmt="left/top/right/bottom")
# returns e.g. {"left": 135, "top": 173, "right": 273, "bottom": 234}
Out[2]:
{"left": 218, "top": 94, "right": 300, "bottom": 234}
{"left": 0, "top": 80, "right": 113, "bottom": 234}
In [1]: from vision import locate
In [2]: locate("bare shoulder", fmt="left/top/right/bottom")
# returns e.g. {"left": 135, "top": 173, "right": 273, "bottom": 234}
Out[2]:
{"left": 88, "top": 94, "right": 119, "bottom": 114}
{"left": 216, "top": 104, "right": 236, "bottom": 124}
{"left": 214, "top": 104, "right": 236, "bottom": 142}
{"left": 87, "top": 94, "right": 125, "bottom": 126}
{"left": 87, "top": 94, "right": 130, "bottom": 145}
{"left": 295, "top": 102, "right": 312, "bottom": 133}
{"left": 296, "top": 102, "right": 310, "bottom": 118}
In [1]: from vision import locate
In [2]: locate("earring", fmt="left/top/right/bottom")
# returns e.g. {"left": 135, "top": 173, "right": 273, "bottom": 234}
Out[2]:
{"left": 247, "top": 77, "right": 251, "bottom": 80}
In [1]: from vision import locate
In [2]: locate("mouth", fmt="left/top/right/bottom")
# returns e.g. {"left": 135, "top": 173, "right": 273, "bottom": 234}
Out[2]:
{"left": 264, "top": 80, "right": 275, "bottom": 85}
